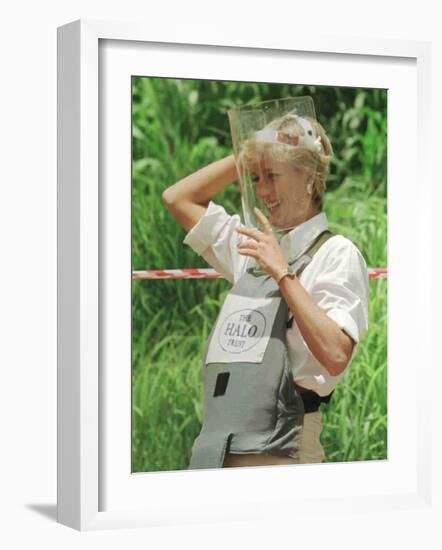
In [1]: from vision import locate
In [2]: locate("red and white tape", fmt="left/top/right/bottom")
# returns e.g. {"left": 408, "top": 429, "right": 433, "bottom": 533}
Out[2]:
{"left": 132, "top": 268, "right": 221, "bottom": 280}
{"left": 132, "top": 267, "right": 387, "bottom": 280}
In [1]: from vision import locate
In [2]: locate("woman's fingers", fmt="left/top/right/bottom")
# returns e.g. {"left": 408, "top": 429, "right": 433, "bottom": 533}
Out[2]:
{"left": 237, "top": 239, "right": 258, "bottom": 250}
{"left": 236, "top": 226, "right": 263, "bottom": 241}
{"left": 253, "top": 207, "right": 273, "bottom": 235}
{"left": 237, "top": 247, "right": 258, "bottom": 258}
{"left": 236, "top": 209, "right": 273, "bottom": 241}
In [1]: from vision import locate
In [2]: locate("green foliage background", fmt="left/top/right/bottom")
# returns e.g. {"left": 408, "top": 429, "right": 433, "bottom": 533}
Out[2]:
{"left": 131, "top": 77, "right": 387, "bottom": 472}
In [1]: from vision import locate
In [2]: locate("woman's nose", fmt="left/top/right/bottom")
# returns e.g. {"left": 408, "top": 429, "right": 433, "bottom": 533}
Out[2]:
{"left": 256, "top": 176, "right": 271, "bottom": 198}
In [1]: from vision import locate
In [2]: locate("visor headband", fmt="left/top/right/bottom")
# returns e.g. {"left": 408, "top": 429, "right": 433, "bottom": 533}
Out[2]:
{"left": 254, "top": 115, "right": 324, "bottom": 154}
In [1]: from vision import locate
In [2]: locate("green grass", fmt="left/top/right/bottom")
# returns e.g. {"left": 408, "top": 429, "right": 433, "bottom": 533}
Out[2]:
{"left": 131, "top": 77, "right": 387, "bottom": 472}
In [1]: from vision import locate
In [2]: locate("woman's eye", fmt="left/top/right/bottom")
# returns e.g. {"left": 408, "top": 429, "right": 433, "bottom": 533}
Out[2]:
{"left": 249, "top": 173, "right": 278, "bottom": 183}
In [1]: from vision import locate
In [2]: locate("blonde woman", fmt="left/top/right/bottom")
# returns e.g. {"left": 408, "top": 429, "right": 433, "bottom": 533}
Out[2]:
{"left": 163, "top": 98, "right": 369, "bottom": 468}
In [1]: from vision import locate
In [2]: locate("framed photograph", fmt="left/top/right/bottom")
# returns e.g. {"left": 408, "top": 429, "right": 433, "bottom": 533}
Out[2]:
{"left": 57, "top": 19, "right": 432, "bottom": 530}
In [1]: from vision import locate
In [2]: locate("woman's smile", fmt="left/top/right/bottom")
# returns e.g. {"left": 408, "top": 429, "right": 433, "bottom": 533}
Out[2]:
{"left": 265, "top": 199, "right": 281, "bottom": 211}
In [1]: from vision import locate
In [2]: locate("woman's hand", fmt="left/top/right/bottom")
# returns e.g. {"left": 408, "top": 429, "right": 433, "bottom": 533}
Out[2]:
{"left": 237, "top": 208, "right": 354, "bottom": 375}
{"left": 162, "top": 154, "right": 238, "bottom": 232}
{"left": 236, "top": 208, "right": 288, "bottom": 281}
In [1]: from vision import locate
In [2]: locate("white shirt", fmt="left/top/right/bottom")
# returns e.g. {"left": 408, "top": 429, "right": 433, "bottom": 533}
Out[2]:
{"left": 183, "top": 201, "right": 369, "bottom": 396}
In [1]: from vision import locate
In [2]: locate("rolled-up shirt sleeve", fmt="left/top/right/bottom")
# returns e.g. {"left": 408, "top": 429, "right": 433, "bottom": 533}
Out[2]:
{"left": 307, "top": 236, "right": 369, "bottom": 344}
{"left": 183, "top": 201, "right": 249, "bottom": 284}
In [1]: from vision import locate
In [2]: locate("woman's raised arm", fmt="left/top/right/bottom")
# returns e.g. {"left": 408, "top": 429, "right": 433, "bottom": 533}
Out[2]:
{"left": 162, "top": 154, "right": 238, "bottom": 231}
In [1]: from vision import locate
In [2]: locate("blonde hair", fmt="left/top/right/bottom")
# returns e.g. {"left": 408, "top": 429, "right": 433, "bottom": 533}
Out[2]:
{"left": 239, "top": 114, "right": 333, "bottom": 211}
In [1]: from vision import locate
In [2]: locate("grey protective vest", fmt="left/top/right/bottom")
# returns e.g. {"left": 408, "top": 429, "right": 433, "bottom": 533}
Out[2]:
{"left": 189, "top": 231, "right": 333, "bottom": 469}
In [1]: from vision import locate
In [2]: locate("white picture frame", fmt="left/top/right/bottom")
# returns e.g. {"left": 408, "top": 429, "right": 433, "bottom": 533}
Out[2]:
{"left": 57, "top": 18, "right": 433, "bottom": 531}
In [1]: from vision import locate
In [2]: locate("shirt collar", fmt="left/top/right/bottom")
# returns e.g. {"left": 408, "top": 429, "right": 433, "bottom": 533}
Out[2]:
{"left": 279, "top": 212, "right": 329, "bottom": 262}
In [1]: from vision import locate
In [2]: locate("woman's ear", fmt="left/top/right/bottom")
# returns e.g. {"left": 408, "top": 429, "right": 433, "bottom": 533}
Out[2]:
{"left": 306, "top": 171, "right": 316, "bottom": 196}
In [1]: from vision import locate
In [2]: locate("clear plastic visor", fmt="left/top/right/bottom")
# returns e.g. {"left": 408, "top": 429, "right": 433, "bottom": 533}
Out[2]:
{"left": 228, "top": 97, "right": 321, "bottom": 237}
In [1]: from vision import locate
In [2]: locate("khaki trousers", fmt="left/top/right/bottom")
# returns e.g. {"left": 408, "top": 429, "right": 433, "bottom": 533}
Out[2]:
{"left": 223, "top": 410, "right": 325, "bottom": 467}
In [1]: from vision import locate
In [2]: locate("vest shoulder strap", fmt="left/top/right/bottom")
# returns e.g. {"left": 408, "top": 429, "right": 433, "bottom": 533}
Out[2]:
{"left": 294, "top": 230, "right": 334, "bottom": 278}
{"left": 286, "top": 230, "right": 334, "bottom": 329}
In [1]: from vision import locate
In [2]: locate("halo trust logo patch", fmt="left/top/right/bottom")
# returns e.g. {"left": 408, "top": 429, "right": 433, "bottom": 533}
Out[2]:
{"left": 218, "top": 308, "right": 266, "bottom": 354}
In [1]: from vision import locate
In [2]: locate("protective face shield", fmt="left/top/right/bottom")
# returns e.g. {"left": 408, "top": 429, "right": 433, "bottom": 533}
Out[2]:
{"left": 228, "top": 97, "right": 324, "bottom": 237}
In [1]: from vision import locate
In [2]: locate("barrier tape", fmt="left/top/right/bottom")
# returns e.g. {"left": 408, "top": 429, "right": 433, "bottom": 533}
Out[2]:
{"left": 133, "top": 267, "right": 387, "bottom": 280}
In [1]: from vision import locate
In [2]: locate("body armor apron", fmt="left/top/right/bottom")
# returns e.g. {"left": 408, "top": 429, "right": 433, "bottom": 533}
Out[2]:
{"left": 189, "top": 231, "right": 333, "bottom": 470}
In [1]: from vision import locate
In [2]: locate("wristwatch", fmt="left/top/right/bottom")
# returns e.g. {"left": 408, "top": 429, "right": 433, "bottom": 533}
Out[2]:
{"left": 276, "top": 265, "right": 296, "bottom": 284}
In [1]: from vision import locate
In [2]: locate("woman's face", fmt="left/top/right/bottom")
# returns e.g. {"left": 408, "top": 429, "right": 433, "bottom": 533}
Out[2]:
{"left": 248, "top": 156, "right": 314, "bottom": 231}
